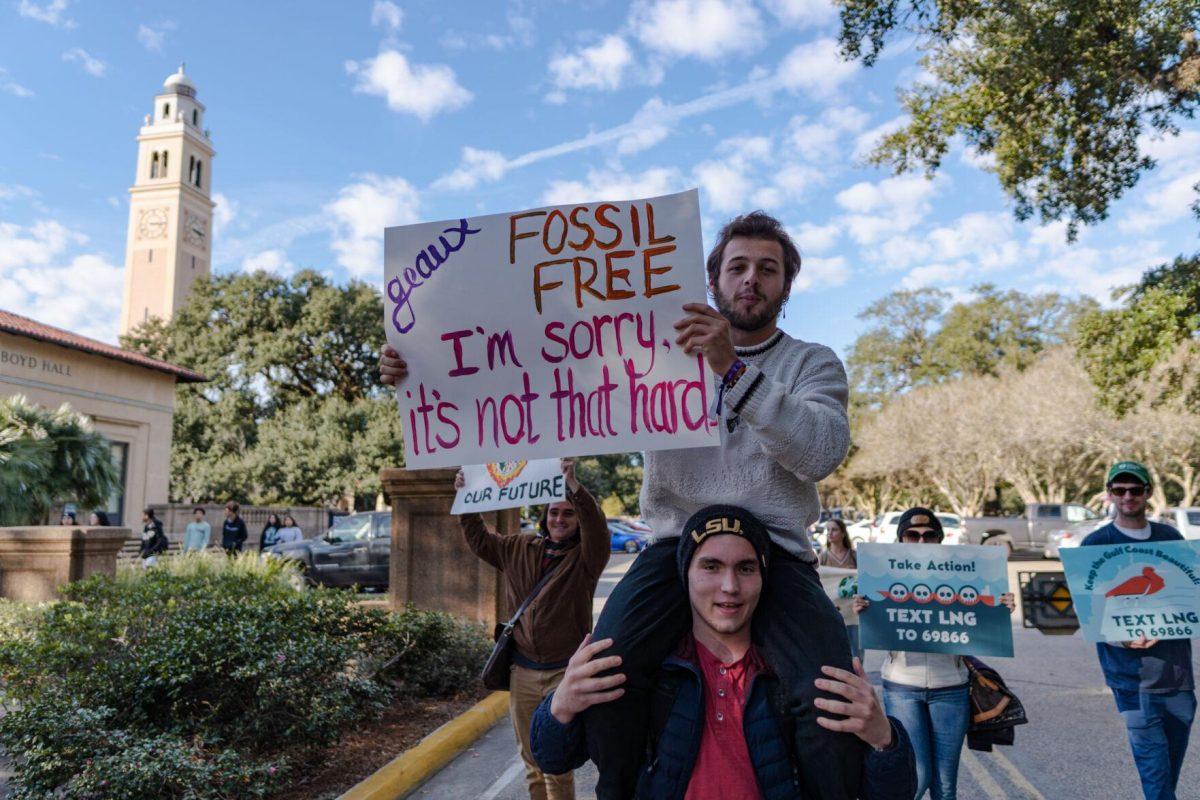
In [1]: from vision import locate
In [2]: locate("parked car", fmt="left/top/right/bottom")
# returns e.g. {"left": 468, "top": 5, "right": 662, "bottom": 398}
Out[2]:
{"left": 608, "top": 522, "right": 649, "bottom": 553}
{"left": 1159, "top": 507, "right": 1200, "bottom": 540}
{"left": 265, "top": 511, "right": 391, "bottom": 589}
{"left": 967, "top": 503, "right": 1104, "bottom": 554}
{"left": 845, "top": 519, "right": 873, "bottom": 545}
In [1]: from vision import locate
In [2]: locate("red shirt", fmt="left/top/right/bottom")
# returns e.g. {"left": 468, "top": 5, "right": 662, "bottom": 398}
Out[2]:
{"left": 684, "top": 638, "right": 764, "bottom": 800}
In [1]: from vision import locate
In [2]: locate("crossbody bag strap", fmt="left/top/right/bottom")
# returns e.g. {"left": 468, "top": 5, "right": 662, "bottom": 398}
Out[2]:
{"left": 503, "top": 561, "right": 561, "bottom": 631}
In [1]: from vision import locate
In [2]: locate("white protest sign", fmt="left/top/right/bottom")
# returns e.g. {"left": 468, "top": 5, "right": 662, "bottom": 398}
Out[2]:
{"left": 384, "top": 189, "right": 717, "bottom": 469}
{"left": 451, "top": 458, "right": 566, "bottom": 514}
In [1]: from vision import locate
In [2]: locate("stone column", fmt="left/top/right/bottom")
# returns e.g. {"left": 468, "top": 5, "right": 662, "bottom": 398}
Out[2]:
{"left": 0, "top": 526, "right": 131, "bottom": 602}
{"left": 380, "top": 468, "right": 517, "bottom": 628}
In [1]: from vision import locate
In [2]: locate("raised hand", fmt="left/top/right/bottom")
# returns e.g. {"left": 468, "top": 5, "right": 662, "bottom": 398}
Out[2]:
{"left": 674, "top": 303, "right": 737, "bottom": 377}
{"left": 560, "top": 457, "right": 580, "bottom": 493}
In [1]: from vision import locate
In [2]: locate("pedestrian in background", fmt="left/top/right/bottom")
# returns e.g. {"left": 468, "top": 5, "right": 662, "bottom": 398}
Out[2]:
{"left": 139, "top": 508, "right": 168, "bottom": 567}
{"left": 88, "top": 510, "right": 110, "bottom": 526}
{"left": 221, "top": 501, "right": 248, "bottom": 555}
{"left": 60, "top": 511, "right": 77, "bottom": 525}
{"left": 820, "top": 518, "right": 861, "bottom": 660}
{"left": 259, "top": 512, "right": 283, "bottom": 550}
{"left": 276, "top": 514, "right": 303, "bottom": 545}
{"left": 456, "top": 458, "right": 609, "bottom": 800}
{"left": 854, "top": 508, "right": 1014, "bottom": 800}
{"left": 183, "top": 507, "right": 212, "bottom": 552}
{"left": 1082, "top": 461, "right": 1193, "bottom": 800}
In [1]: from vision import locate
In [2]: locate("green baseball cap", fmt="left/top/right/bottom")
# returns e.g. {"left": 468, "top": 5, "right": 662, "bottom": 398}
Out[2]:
{"left": 1107, "top": 460, "right": 1151, "bottom": 486}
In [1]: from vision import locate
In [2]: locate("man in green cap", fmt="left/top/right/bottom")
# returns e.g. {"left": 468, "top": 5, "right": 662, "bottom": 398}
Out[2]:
{"left": 1081, "top": 460, "right": 1193, "bottom": 800}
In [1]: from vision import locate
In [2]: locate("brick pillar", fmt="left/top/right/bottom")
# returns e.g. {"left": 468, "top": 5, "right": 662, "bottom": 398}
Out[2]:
{"left": 380, "top": 468, "right": 518, "bottom": 628}
{"left": 0, "top": 526, "right": 131, "bottom": 602}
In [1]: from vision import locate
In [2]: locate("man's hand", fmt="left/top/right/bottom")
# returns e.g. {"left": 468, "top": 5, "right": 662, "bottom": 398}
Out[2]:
{"left": 454, "top": 469, "right": 465, "bottom": 490}
{"left": 561, "top": 458, "right": 580, "bottom": 494}
{"left": 549, "top": 635, "right": 626, "bottom": 725}
{"left": 814, "top": 658, "right": 893, "bottom": 750}
{"left": 379, "top": 345, "right": 408, "bottom": 386}
{"left": 852, "top": 595, "right": 870, "bottom": 614}
{"left": 1125, "top": 634, "right": 1159, "bottom": 650}
{"left": 674, "top": 303, "right": 737, "bottom": 377}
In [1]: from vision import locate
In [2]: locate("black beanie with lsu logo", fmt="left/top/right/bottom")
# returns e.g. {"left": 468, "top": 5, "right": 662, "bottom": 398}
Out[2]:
{"left": 676, "top": 505, "right": 772, "bottom": 586}
{"left": 895, "top": 507, "right": 944, "bottom": 541}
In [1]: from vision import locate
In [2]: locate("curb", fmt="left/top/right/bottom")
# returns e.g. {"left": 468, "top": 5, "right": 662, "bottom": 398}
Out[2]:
{"left": 337, "top": 691, "right": 510, "bottom": 800}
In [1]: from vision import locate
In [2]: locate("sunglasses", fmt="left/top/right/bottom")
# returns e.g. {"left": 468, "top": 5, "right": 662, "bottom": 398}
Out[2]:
{"left": 1109, "top": 485, "right": 1146, "bottom": 498}
{"left": 901, "top": 530, "right": 941, "bottom": 543}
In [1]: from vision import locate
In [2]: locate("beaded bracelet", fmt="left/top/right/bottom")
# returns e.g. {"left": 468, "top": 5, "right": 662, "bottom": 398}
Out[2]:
{"left": 722, "top": 359, "right": 748, "bottom": 388}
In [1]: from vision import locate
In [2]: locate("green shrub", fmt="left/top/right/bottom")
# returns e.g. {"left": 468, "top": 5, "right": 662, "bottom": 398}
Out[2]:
{"left": 0, "top": 553, "right": 489, "bottom": 799}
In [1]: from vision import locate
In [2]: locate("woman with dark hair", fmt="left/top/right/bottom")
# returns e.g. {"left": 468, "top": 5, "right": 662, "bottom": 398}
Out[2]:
{"left": 855, "top": 508, "right": 1015, "bottom": 800}
{"left": 139, "top": 508, "right": 168, "bottom": 567}
{"left": 275, "top": 514, "right": 303, "bottom": 544}
{"left": 88, "top": 510, "right": 110, "bottom": 526}
{"left": 259, "top": 513, "right": 283, "bottom": 550}
{"left": 60, "top": 511, "right": 78, "bottom": 525}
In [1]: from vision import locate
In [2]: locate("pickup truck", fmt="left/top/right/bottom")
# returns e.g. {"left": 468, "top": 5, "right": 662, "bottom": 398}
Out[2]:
{"left": 966, "top": 503, "right": 1105, "bottom": 555}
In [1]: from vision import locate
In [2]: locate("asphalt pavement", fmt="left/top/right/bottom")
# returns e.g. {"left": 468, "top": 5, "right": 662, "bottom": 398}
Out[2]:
{"left": 416, "top": 552, "right": 1200, "bottom": 800}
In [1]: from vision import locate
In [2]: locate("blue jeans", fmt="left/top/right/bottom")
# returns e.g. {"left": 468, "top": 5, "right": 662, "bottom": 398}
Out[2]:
{"left": 1114, "top": 689, "right": 1196, "bottom": 800}
{"left": 883, "top": 682, "right": 969, "bottom": 800}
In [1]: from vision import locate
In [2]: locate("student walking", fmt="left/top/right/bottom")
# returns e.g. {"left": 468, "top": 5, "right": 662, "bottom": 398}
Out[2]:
{"left": 276, "top": 515, "right": 303, "bottom": 545}
{"left": 1083, "top": 461, "right": 1194, "bottom": 800}
{"left": 259, "top": 513, "right": 283, "bottom": 550}
{"left": 854, "top": 508, "right": 1014, "bottom": 800}
{"left": 221, "top": 501, "right": 248, "bottom": 554}
{"left": 183, "top": 507, "right": 212, "bottom": 552}
{"left": 139, "top": 508, "right": 168, "bottom": 566}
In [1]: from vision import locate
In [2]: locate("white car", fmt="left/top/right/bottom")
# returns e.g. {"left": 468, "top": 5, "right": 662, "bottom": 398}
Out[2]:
{"left": 1159, "top": 508, "right": 1200, "bottom": 539}
{"left": 872, "top": 511, "right": 964, "bottom": 545}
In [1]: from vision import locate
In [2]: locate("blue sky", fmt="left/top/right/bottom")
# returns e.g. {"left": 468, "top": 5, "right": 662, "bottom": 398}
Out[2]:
{"left": 2, "top": 0, "right": 1198, "bottom": 355}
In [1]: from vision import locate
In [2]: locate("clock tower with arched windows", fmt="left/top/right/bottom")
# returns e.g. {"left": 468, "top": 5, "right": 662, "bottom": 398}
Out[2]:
{"left": 119, "top": 64, "right": 216, "bottom": 336}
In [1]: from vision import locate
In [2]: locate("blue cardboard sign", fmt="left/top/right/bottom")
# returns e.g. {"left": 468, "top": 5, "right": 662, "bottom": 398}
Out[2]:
{"left": 858, "top": 543, "right": 1013, "bottom": 657}
{"left": 1060, "top": 540, "right": 1200, "bottom": 642}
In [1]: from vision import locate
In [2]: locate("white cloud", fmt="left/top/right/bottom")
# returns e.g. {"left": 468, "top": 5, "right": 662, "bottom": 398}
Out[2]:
{"left": 549, "top": 35, "right": 634, "bottom": 92}
{"left": 0, "top": 67, "right": 34, "bottom": 98}
{"left": 242, "top": 249, "right": 296, "bottom": 276}
{"left": 0, "top": 184, "right": 36, "bottom": 203}
{"left": 432, "top": 147, "right": 510, "bottom": 192}
{"left": 325, "top": 175, "right": 421, "bottom": 277}
{"left": 693, "top": 136, "right": 774, "bottom": 213}
{"left": 441, "top": 11, "right": 535, "bottom": 51}
{"left": 345, "top": 50, "right": 472, "bottom": 121}
{"left": 792, "top": 254, "right": 849, "bottom": 292}
{"left": 632, "top": 0, "right": 763, "bottom": 61}
{"left": 62, "top": 48, "right": 106, "bottom": 78}
{"left": 777, "top": 38, "right": 858, "bottom": 98}
{"left": 211, "top": 192, "right": 237, "bottom": 236}
{"left": 371, "top": 0, "right": 403, "bottom": 31}
{"left": 853, "top": 114, "right": 908, "bottom": 161}
{"left": 616, "top": 97, "right": 673, "bottom": 155}
{"left": 762, "top": 0, "right": 837, "bottom": 28}
{"left": 136, "top": 22, "right": 174, "bottom": 53}
{"left": 960, "top": 144, "right": 996, "bottom": 171}
{"left": 791, "top": 221, "right": 840, "bottom": 254}
{"left": 0, "top": 220, "right": 120, "bottom": 342}
{"left": 786, "top": 106, "right": 869, "bottom": 162}
{"left": 836, "top": 174, "right": 939, "bottom": 245}
{"left": 0, "top": 219, "right": 84, "bottom": 270}
{"left": 18, "top": 0, "right": 73, "bottom": 27}
{"left": 540, "top": 167, "right": 681, "bottom": 206}
{"left": 1034, "top": 242, "right": 1168, "bottom": 303}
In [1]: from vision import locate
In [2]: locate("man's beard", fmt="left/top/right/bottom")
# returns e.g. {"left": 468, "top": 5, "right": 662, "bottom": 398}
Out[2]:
{"left": 713, "top": 285, "right": 787, "bottom": 332}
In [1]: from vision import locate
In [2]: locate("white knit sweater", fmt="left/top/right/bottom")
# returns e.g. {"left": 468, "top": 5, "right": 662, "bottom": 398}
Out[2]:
{"left": 640, "top": 330, "right": 851, "bottom": 561}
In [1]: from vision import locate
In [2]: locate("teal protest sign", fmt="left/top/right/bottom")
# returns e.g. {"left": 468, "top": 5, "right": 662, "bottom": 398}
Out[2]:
{"left": 1060, "top": 540, "right": 1200, "bottom": 643}
{"left": 858, "top": 543, "right": 1013, "bottom": 657}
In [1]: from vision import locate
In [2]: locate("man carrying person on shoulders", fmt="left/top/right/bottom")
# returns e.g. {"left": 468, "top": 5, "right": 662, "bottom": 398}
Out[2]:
{"left": 530, "top": 506, "right": 915, "bottom": 800}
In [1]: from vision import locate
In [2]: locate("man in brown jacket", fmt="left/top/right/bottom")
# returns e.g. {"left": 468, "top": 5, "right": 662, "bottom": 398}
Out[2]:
{"left": 456, "top": 457, "right": 610, "bottom": 800}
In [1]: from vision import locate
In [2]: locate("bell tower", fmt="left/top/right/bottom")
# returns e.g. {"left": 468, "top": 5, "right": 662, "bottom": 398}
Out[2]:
{"left": 119, "top": 64, "right": 216, "bottom": 336}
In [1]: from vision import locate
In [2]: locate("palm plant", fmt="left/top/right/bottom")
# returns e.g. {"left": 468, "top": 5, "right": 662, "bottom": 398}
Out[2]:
{"left": 0, "top": 396, "right": 120, "bottom": 526}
